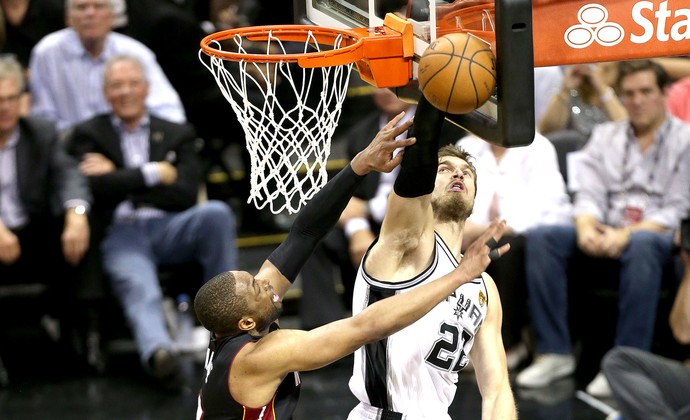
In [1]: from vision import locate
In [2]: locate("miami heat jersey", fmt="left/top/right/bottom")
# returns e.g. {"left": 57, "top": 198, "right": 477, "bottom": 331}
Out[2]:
{"left": 348, "top": 233, "right": 489, "bottom": 420}
{"left": 197, "top": 325, "right": 301, "bottom": 420}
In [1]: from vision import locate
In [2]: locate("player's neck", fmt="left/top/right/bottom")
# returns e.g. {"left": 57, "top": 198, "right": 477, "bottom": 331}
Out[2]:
{"left": 434, "top": 220, "right": 465, "bottom": 257}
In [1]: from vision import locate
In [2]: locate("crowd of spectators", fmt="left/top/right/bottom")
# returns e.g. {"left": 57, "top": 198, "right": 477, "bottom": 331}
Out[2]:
{"left": 1, "top": 1, "right": 690, "bottom": 410}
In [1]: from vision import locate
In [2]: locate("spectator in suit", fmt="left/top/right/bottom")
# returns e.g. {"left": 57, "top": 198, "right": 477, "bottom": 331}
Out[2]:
{"left": 29, "top": 0, "right": 185, "bottom": 132}
{"left": 0, "top": 55, "right": 91, "bottom": 342}
{"left": 64, "top": 54, "right": 237, "bottom": 387}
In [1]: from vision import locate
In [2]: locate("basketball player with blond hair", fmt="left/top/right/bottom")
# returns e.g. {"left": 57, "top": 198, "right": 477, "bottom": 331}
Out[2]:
{"left": 347, "top": 97, "right": 517, "bottom": 420}
{"left": 193, "top": 110, "right": 509, "bottom": 419}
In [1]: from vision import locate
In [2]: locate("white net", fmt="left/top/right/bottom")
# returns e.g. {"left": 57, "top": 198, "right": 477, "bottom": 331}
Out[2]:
{"left": 199, "top": 30, "right": 354, "bottom": 214}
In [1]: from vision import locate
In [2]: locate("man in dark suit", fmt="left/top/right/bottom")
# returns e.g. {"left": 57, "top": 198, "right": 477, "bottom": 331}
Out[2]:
{"left": 64, "top": 54, "right": 238, "bottom": 387}
{"left": 0, "top": 55, "right": 92, "bottom": 367}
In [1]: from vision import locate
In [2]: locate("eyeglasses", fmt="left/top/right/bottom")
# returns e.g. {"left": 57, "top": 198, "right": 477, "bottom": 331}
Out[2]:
{"left": 0, "top": 94, "right": 21, "bottom": 105}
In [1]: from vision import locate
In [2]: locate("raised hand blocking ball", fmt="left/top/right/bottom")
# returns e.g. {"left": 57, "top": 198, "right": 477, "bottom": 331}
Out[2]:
{"left": 418, "top": 33, "right": 497, "bottom": 115}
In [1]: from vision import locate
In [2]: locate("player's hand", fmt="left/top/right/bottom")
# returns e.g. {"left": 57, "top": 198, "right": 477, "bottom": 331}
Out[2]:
{"left": 456, "top": 220, "right": 510, "bottom": 282}
{"left": 0, "top": 224, "right": 21, "bottom": 265}
{"left": 62, "top": 211, "right": 90, "bottom": 266}
{"left": 350, "top": 111, "right": 416, "bottom": 175}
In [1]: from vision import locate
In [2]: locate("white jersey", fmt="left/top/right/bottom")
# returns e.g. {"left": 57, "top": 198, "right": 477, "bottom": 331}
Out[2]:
{"left": 348, "top": 233, "right": 489, "bottom": 420}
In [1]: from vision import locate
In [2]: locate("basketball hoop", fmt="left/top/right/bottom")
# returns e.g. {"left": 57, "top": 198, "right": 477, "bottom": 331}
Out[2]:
{"left": 199, "top": 25, "right": 365, "bottom": 214}
{"left": 438, "top": 3, "right": 496, "bottom": 46}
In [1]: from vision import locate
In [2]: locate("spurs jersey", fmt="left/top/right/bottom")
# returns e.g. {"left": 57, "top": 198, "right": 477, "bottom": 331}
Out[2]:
{"left": 197, "top": 324, "right": 301, "bottom": 420}
{"left": 348, "top": 233, "right": 489, "bottom": 420}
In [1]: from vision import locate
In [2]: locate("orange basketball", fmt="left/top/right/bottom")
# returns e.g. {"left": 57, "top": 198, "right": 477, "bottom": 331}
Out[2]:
{"left": 418, "top": 33, "right": 497, "bottom": 115}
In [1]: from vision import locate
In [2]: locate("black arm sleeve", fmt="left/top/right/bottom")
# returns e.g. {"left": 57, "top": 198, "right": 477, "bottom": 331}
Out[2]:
{"left": 393, "top": 96, "right": 446, "bottom": 198}
{"left": 267, "top": 164, "right": 366, "bottom": 282}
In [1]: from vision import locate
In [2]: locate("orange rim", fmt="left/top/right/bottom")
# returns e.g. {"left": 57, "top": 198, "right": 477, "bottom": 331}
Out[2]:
{"left": 199, "top": 24, "right": 365, "bottom": 67}
{"left": 438, "top": 4, "right": 495, "bottom": 43}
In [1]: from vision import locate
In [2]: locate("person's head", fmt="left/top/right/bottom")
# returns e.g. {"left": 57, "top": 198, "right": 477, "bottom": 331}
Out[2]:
{"left": 431, "top": 145, "right": 477, "bottom": 223}
{"left": 617, "top": 59, "right": 669, "bottom": 135}
{"left": 195, "top": 271, "right": 283, "bottom": 338}
{"left": 372, "top": 87, "right": 411, "bottom": 119}
{"left": 66, "top": 0, "right": 115, "bottom": 46}
{"left": 0, "top": 56, "right": 25, "bottom": 140}
{"left": 103, "top": 55, "right": 149, "bottom": 126}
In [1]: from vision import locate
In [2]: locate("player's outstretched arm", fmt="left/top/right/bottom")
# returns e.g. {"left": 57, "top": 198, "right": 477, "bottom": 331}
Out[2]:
{"left": 252, "top": 220, "right": 510, "bottom": 376}
{"left": 261, "top": 112, "right": 415, "bottom": 297}
{"left": 367, "top": 96, "right": 446, "bottom": 277}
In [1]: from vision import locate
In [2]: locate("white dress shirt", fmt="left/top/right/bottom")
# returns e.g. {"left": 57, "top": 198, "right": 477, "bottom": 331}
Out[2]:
{"left": 457, "top": 133, "right": 572, "bottom": 234}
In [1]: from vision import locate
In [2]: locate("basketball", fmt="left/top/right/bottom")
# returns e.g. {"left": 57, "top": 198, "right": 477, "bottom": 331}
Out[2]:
{"left": 418, "top": 33, "right": 497, "bottom": 115}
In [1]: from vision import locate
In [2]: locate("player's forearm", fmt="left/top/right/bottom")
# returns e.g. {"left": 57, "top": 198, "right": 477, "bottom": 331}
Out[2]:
{"left": 355, "top": 264, "right": 476, "bottom": 340}
{"left": 267, "top": 164, "right": 365, "bottom": 282}
{"left": 482, "top": 384, "right": 518, "bottom": 420}
{"left": 392, "top": 96, "right": 444, "bottom": 199}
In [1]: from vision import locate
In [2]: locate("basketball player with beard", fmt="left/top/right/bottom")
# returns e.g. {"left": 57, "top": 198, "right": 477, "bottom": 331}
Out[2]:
{"left": 192, "top": 110, "right": 510, "bottom": 420}
{"left": 347, "top": 98, "right": 518, "bottom": 420}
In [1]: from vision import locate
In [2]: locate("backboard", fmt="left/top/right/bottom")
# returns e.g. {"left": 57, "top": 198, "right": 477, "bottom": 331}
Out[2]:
{"left": 294, "top": 0, "right": 536, "bottom": 148}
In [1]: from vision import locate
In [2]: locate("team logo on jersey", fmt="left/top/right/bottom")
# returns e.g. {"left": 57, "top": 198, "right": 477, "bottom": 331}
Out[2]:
{"left": 453, "top": 294, "right": 471, "bottom": 318}
{"left": 478, "top": 290, "right": 486, "bottom": 307}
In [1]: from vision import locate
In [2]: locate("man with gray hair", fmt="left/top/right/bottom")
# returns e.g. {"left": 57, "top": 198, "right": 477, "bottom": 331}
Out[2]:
{"left": 29, "top": 0, "right": 185, "bottom": 131}
{"left": 64, "top": 54, "right": 236, "bottom": 389}
{"left": 0, "top": 55, "right": 92, "bottom": 373}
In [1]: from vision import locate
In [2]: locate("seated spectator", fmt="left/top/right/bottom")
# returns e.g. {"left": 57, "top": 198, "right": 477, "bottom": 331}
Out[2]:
{"left": 538, "top": 62, "right": 627, "bottom": 140}
{"left": 515, "top": 59, "right": 690, "bottom": 398}
{"left": 457, "top": 132, "right": 572, "bottom": 370}
{"left": 0, "top": 55, "right": 91, "bottom": 346}
{"left": 602, "top": 231, "right": 690, "bottom": 420}
{"left": 29, "top": 0, "right": 185, "bottom": 132}
{"left": 63, "top": 55, "right": 237, "bottom": 388}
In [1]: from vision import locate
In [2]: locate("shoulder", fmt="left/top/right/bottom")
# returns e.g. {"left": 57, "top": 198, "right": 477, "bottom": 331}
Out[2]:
{"left": 20, "top": 116, "right": 57, "bottom": 134}
{"left": 32, "top": 28, "right": 72, "bottom": 55}
{"left": 18, "top": 117, "right": 58, "bottom": 145}
{"left": 150, "top": 116, "right": 195, "bottom": 135}
{"left": 456, "top": 135, "right": 487, "bottom": 155}
{"left": 527, "top": 132, "right": 559, "bottom": 157}
{"left": 586, "top": 121, "right": 627, "bottom": 148}
{"left": 479, "top": 272, "right": 499, "bottom": 314}
{"left": 70, "top": 115, "right": 114, "bottom": 138}
{"left": 108, "top": 32, "right": 157, "bottom": 58}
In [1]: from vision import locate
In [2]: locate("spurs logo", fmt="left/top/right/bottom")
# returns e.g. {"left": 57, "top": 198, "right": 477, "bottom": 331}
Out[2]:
{"left": 453, "top": 294, "right": 471, "bottom": 318}
{"left": 564, "top": 3, "right": 625, "bottom": 48}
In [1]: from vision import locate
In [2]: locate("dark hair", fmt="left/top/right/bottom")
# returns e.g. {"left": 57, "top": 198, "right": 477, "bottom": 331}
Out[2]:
{"left": 194, "top": 271, "right": 248, "bottom": 337}
{"left": 617, "top": 59, "right": 669, "bottom": 90}
{"left": 438, "top": 144, "right": 478, "bottom": 196}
